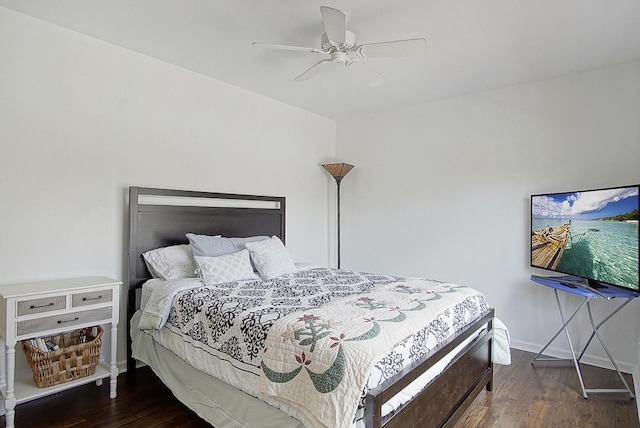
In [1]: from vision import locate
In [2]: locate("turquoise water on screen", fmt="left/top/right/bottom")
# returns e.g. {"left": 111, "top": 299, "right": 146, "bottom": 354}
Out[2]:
{"left": 531, "top": 218, "right": 639, "bottom": 290}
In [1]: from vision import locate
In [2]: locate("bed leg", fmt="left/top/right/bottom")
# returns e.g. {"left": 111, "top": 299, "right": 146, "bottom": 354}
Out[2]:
{"left": 485, "top": 360, "right": 494, "bottom": 391}
{"left": 127, "top": 289, "right": 138, "bottom": 377}
{"left": 486, "top": 320, "right": 494, "bottom": 392}
{"left": 127, "top": 357, "right": 137, "bottom": 377}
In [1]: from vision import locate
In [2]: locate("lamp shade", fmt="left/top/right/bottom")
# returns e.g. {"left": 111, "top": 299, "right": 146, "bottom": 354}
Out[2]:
{"left": 322, "top": 163, "right": 354, "bottom": 181}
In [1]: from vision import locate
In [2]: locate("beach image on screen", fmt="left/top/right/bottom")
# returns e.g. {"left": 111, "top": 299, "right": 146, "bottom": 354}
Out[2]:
{"left": 531, "top": 186, "right": 639, "bottom": 291}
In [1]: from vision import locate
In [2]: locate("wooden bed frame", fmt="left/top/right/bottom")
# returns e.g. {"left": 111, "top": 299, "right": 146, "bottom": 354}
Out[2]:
{"left": 126, "top": 186, "right": 494, "bottom": 428}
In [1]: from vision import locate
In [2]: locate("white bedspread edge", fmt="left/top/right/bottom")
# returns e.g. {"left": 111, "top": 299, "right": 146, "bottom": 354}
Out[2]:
{"left": 493, "top": 317, "right": 511, "bottom": 365}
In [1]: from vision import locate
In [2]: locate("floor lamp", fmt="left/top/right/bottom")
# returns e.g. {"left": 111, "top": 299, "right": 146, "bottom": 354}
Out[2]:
{"left": 322, "top": 162, "right": 354, "bottom": 269}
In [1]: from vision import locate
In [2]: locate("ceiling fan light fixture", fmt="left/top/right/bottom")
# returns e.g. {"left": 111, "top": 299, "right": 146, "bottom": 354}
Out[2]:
{"left": 321, "top": 31, "right": 356, "bottom": 52}
{"left": 330, "top": 52, "right": 349, "bottom": 64}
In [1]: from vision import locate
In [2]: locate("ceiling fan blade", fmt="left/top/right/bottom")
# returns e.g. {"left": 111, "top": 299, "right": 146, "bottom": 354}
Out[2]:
{"left": 320, "top": 6, "right": 346, "bottom": 44}
{"left": 346, "top": 60, "right": 385, "bottom": 87}
{"left": 294, "top": 59, "right": 332, "bottom": 82}
{"left": 252, "top": 42, "right": 323, "bottom": 54}
{"left": 357, "top": 38, "right": 427, "bottom": 57}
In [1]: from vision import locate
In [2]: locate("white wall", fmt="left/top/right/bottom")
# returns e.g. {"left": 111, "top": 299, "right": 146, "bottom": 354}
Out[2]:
{"left": 0, "top": 8, "right": 336, "bottom": 367}
{"left": 337, "top": 61, "right": 640, "bottom": 372}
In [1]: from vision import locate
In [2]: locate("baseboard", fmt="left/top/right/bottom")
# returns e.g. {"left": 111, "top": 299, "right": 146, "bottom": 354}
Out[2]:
{"left": 510, "top": 339, "right": 635, "bottom": 374}
{"left": 117, "top": 359, "right": 128, "bottom": 374}
{"left": 117, "top": 358, "right": 147, "bottom": 374}
{"left": 634, "top": 364, "right": 640, "bottom": 423}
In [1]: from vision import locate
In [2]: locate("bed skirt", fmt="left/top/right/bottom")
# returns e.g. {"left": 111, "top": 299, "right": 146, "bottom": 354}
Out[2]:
{"left": 131, "top": 311, "right": 305, "bottom": 428}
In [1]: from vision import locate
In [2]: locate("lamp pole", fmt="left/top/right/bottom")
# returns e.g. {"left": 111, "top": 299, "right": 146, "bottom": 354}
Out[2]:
{"left": 335, "top": 175, "right": 343, "bottom": 269}
{"left": 322, "top": 163, "right": 354, "bottom": 269}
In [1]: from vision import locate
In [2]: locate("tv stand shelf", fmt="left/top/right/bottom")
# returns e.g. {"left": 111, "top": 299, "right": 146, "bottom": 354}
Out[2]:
{"left": 530, "top": 275, "right": 638, "bottom": 399}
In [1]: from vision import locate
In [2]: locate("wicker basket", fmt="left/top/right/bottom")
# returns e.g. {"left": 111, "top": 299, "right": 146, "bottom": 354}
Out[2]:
{"left": 22, "top": 326, "right": 102, "bottom": 388}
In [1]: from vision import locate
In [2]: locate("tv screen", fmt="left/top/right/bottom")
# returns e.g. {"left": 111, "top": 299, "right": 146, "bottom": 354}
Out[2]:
{"left": 531, "top": 184, "right": 639, "bottom": 292}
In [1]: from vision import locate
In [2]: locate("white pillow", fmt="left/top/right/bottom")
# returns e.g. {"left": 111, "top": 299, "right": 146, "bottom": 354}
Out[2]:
{"left": 194, "top": 250, "right": 259, "bottom": 285}
{"left": 142, "top": 244, "right": 197, "bottom": 280}
{"left": 245, "top": 236, "right": 296, "bottom": 280}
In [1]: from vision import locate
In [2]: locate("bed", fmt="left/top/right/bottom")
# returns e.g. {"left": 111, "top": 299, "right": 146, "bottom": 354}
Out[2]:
{"left": 126, "top": 186, "right": 498, "bottom": 428}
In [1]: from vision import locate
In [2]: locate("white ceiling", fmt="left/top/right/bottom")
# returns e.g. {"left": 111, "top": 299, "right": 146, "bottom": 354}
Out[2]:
{"left": 2, "top": 0, "right": 640, "bottom": 120}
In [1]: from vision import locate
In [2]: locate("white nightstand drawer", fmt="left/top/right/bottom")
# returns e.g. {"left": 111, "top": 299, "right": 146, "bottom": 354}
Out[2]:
{"left": 16, "top": 296, "right": 66, "bottom": 316}
{"left": 72, "top": 289, "right": 113, "bottom": 307}
{"left": 16, "top": 307, "right": 112, "bottom": 337}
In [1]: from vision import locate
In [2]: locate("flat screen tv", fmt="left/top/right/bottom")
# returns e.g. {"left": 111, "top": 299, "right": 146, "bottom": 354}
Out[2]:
{"left": 530, "top": 184, "right": 639, "bottom": 293}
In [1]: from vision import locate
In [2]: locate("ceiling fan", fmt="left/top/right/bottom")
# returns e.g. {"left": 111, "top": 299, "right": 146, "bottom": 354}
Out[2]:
{"left": 252, "top": 6, "right": 427, "bottom": 87}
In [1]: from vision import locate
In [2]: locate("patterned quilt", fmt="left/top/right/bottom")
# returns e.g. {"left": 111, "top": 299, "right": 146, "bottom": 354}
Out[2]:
{"left": 259, "top": 279, "right": 486, "bottom": 428}
{"left": 137, "top": 268, "right": 488, "bottom": 427}
{"left": 140, "top": 269, "right": 401, "bottom": 376}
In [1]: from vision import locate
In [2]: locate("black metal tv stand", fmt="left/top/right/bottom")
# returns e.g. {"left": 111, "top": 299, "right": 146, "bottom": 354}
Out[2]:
{"left": 530, "top": 274, "right": 638, "bottom": 399}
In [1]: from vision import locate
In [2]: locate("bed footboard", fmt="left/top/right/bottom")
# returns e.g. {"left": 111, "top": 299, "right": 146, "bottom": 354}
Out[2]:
{"left": 365, "top": 309, "right": 494, "bottom": 428}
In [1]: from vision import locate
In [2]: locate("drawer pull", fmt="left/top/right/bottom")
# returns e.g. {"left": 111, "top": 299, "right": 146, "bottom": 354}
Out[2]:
{"left": 57, "top": 317, "right": 80, "bottom": 324}
{"left": 30, "top": 303, "right": 55, "bottom": 309}
{"left": 82, "top": 295, "right": 103, "bottom": 302}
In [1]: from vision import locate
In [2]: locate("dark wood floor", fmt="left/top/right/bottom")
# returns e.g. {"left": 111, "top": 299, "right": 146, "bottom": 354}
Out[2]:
{"left": 459, "top": 349, "right": 638, "bottom": 428}
{"left": 3, "top": 349, "right": 637, "bottom": 427}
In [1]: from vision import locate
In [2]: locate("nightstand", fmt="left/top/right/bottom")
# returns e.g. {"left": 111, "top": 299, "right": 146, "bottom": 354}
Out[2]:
{"left": 0, "top": 277, "right": 121, "bottom": 428}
